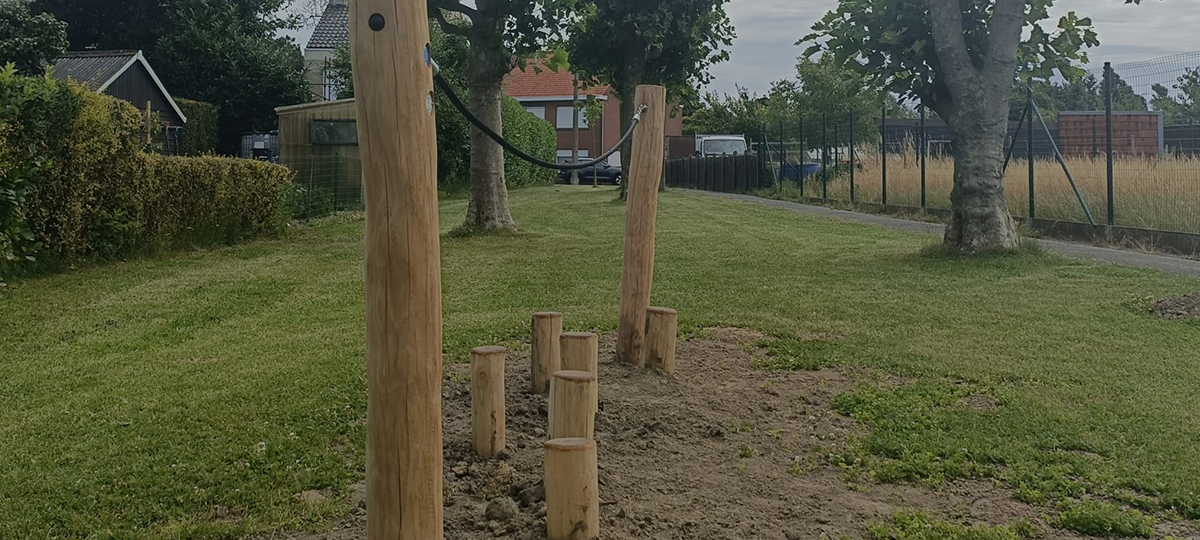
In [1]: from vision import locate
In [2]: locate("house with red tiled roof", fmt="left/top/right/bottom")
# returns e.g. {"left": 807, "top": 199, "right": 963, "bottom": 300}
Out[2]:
{"left": 505, "top": 64, "right": 683, "bottom": 166}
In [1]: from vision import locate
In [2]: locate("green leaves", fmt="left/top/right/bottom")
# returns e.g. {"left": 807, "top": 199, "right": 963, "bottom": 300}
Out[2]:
{"left": 0, "top": 2, "right": 68, "bottom": 75}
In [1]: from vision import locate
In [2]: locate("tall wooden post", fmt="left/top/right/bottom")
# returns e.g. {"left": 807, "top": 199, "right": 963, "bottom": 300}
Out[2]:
{"left": 616, "top": 85, "right": 668, "bottom": 366}
{"left": 643, "top": 307, "right": 678, "bottom": 372}
{"left": 471, "top": 346, "right": 506, "bottom": 458}
{"left": 350, "top": 0, "right": 443, "bottom": 538}
{"left": 531, "top": 312, "right": 563, "bottom": 394}
{"left": 545, "top": 438, "right": 600, "bottom": 540}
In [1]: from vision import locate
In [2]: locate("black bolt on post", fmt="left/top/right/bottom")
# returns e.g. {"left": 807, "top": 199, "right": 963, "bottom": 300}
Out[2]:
{"left": 822, "top": 112, "right": 828, "bottom": 200}
{"left": 1027, "top": 79, "right": 1035, "bottom": 221}
{"left": 849, "top": 109, "right": 856, "bottom": 202}
{"left": 919, "top": 104, "right": 927, "bottom": 208}
{"left": 881, "top": 106, "right": 888, "bottom": 205}
{"left": 799, "top": 115, "right": 806, "bottom": 198}
{"left": 1104, "top": 62, "right": 1115, "bottom": 226}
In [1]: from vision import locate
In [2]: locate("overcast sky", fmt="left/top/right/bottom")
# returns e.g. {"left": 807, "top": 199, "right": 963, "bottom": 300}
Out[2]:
{"left": 282, "top": 1, "right": 1200, "bottom": 96}
{"left": 709, "top": 0, "right": 1200, "bottom": 96}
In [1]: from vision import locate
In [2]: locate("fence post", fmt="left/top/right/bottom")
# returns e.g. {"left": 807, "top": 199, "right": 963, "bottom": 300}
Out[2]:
{"left": 333, "top": 153, "right": 341, "bottom": 212}
{"left": 1092, "top": 117, "right": 1098, "bottom": 159}
{"left": 1027, "top": 80, "right": 1036, "bottom": 221}
{"left": 1191, "top": 118, "right": 1196, "bottom": 158}
{"left": 799, "top": 115, "right": 806, "bottom": 198}
{"left": 822, "top": 112, "right": 828, "bottom": 200}
{"left": 779, "top": 119, "right": 786, "bottom": 187}
{"left": 919, "top": 104, "right": 927, "bottom": 208}
{"left": 307, "top": 153, "right": 314, "bottom": 217}
{"left": 881, "top": 106, "right": 888, "bottom": 206}
{"left": 849, "top": 109, "right": 856, "bottom": 203}
{"left": 1105, "top": 62, "right": 1115, "bottom": 227}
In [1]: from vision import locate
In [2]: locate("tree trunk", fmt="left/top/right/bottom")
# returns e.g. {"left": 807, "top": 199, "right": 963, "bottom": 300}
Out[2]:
{"left": 617, "top": 88, "right": 637, "bottom": 200}
{"left": 943, "top": 101, "right": 1021, "bottom": 252}
{"left": 463, "top": 50, "right": 516, "bottom": 231}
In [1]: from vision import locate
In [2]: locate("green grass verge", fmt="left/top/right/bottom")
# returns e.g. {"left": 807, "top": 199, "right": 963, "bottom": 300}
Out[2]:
{"left": 868, "top": 511, "right": 1037, "bottom": 540}
{"left": 3, "top": 186, "right": 1200, "bottom": 538}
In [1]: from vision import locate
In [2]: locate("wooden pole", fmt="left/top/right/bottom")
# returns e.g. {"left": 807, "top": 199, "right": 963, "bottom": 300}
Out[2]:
{"left": 350, "top": 0, "right": 443, "bottom": 538}
{"left": 560, "top": 331, "right": 599, "bottom": 376}
{"left": 531, "top": 312, "right": 563, "bottom": 394}
{"left": 616, "top": 85, "right": 668, "bottom": 366}
{"left": 471, "top": 346, "right": 506, "bottom": 458}
{"left": 643, "top": 307, "right": 678, "bottom": 372}
{"left": 548, "top": 370, "right": 596, "bottom": 439}
{"left": 146, "top": 101, "right": 152, "bottom": 145}
{"left": 545, "top": 438, "right": 600, "bottom": 540}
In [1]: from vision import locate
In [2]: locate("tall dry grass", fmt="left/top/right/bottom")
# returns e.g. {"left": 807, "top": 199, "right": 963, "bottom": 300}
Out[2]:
{"left": 807, "top": 144, "right": 1200, "bottom": 234}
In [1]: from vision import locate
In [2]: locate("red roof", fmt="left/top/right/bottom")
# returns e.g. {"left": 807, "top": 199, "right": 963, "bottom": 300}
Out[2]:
{"left": 504, "top": 63, "right": 611, "bottom": 100}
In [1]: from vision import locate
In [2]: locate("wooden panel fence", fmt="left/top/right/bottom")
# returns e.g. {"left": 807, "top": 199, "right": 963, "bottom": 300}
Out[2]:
{"left": 665, "top": 154, "right": 761, "bottom": 193}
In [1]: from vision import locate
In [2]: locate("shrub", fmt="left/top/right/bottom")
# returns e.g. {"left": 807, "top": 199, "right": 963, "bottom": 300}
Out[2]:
{"left": 175, "top": 98, "right": 219, "bottom": 156}
{"left": 502, "top": 96, "right": 557, "bottom": 188}
{"left": 1, "top": 71, "right": 292, "bottom": 284}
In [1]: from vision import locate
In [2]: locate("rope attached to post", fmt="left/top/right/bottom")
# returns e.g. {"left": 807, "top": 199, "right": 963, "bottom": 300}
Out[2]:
{"left": 432, "top": 61, "right": 646, "bottom": 172}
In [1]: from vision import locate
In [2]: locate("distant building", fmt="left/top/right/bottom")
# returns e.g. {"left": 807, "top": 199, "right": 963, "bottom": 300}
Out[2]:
{"left": 51, "top": 50, "right": 188, "bottom": 153}
{"left": 504, "top": 64, "right": 684, "bottom": 166}
{"left": 304, "top": 0, "right": 349, "bottom": 101}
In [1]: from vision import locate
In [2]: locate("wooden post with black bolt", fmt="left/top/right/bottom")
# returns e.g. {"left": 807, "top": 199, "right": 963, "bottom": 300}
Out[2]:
{"left": 545, "top": 438, "right": 600, "bottom": 540}
{"left": 531, "top": 312, "right": 563, "bottom": 394}
{"left": 350, "top": 0, "right": 443, "bottom": 538}
{"left": 471, "top": 346, "right": 507, "bottom": 458}
{"left": 616, "top": 85, "right": 668, "bottom": 366}
{"left": 643, "top": 307, "right": 678, "bottom": 372}
{"left": 548, "top": 370, "right": 597, "bottom": 439}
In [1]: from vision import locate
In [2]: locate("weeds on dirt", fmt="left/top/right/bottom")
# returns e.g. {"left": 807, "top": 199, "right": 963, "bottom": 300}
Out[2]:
{"left": 866, "top": 511, "right": 1037, "bottom": 540}
{"left": 753, "top": 337, "right": 840, "bottom": 371}
{"left": 1053, "top": 500, "right": 1156, "bottom": 538}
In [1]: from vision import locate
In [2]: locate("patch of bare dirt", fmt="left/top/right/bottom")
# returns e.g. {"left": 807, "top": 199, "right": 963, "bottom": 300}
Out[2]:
{"left": 261, "top": 330, "right": 1095, "bottom": 540}
{"left": 1152, "top": 292, "right": 1200, "bottom": 320}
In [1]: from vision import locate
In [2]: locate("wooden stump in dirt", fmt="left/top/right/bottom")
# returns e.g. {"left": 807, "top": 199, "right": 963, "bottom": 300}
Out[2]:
{"left": 560, "top": 332, "right": 599, "bottom": 376}
{"left": 616, "top": 85, "right": 668, "bottom": 367}
{"left": 471, "top": 346, "right": 507, "bottom": 458}
{"left": 545, "top": 438, "right": 600, "bottom": 540}
{"left": 531, "top": 312, "right": 563, "bottom": 394}
{"left": 643, "top": 307, "right": 679, "bottom": 372}
{"left": 548, "top": 370, "right": 596, "bottom": 439}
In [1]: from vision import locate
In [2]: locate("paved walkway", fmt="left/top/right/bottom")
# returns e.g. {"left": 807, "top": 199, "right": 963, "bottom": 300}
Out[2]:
{"left": 685, "top": 190, "right": 1200, "bottom": 278}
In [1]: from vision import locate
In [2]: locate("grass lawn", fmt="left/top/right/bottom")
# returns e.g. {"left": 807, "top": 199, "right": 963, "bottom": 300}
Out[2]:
{"left": 3, "top": 186, "right": 1200, "bottom": 539}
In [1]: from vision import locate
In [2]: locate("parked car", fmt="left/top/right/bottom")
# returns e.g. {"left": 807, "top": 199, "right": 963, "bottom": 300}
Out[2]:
{"left": 557, "top": 162, "right": 622, "bottom": 185}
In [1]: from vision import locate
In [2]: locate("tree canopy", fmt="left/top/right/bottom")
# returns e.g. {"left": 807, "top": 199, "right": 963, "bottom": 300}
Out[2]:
{"left": 0, "top": 2, "right": 67, "bottom": 75}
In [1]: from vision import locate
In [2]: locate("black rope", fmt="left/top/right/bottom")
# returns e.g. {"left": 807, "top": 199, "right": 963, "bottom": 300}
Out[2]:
{"left": 433, "top": 71, "right": 645, "bottom": 171}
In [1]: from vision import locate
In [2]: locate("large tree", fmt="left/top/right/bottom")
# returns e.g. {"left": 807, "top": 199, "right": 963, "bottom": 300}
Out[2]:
{"left": 0, "top": 2, "right": 67, "bottom": 75}
{"left": 568, "top": 0, "right": 735, "bottom": 198}
{"left": 1151, "top": 67, "right": 1200, "bottom": 125}
{"left": 428, "top": 1, "right": 570, "bottom": 231}
{"left": 805, "top": 0, "right": 1153, "bottom": 252}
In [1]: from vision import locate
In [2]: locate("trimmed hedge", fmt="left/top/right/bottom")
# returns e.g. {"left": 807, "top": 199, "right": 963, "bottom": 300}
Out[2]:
{"left": 501, "top": 95, "right": 558, "bottom": 188}
{"left": 175, "top": 98, "right": 219, "bottom": 156}
{"left": 2, "top": 70, "right": 292, "bottom": 283}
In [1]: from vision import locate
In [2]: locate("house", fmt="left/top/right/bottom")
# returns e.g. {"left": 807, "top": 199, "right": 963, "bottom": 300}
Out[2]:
{"left": 304, "top": 0, "right": 349, "bottom": 100}
{"left": 504, "top": 65, "right": 685, "bottom": 166}
{"left": 51, "top": 50, "right": 188, "bottom": 153}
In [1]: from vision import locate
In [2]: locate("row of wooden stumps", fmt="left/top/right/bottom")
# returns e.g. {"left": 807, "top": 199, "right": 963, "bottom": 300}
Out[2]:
{"left": 349, "top": 0, "right": 669, "bottom": 534}
{"left": 470, "top": 307, "right": 678, "bottom": 539}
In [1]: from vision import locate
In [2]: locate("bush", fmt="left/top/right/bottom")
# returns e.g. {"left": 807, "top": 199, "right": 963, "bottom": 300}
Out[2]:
{"left": 175, "top": 98, "right": 219, "bottom": 156}
{"left": 2, "top": 71, "right": 292, "bottom": 284}
{"left": 502, "top": 96, "right": 557, "bottom": 188}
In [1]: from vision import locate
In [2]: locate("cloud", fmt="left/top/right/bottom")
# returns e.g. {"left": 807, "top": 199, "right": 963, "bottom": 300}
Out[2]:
{"left": 707, "top": 0, "right": 1200, "bottom": 96}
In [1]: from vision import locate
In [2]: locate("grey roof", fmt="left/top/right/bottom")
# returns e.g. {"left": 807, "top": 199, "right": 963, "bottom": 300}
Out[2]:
{"left": 50, "top": 50, "right": 138, "bottom": 89}
{"left": 307, "top": 1, "right": 349, "bottom": 50}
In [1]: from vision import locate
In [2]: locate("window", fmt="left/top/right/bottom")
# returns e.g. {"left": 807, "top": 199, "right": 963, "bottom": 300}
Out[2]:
{"left": 524, "top": 106, "right": 545, "bottom": 120}
{"left": 555, "top": 106, "right": 588, "bottom": 129}
{"left": 311, "top": 120, "right": 358, "bottom": 145}
{"left": 556, "top": 149, "right": 589, "bottom": 164}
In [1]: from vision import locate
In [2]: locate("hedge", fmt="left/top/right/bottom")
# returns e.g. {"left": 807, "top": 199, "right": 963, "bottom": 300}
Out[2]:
{"left": 501, "top": 95, "right": 558, "bottom": 188}
{"left": 175, "top": 98, "right": 219, "bottom": 156}
{"left": 1, "top": 68, "right": 292, "bottom": 285}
